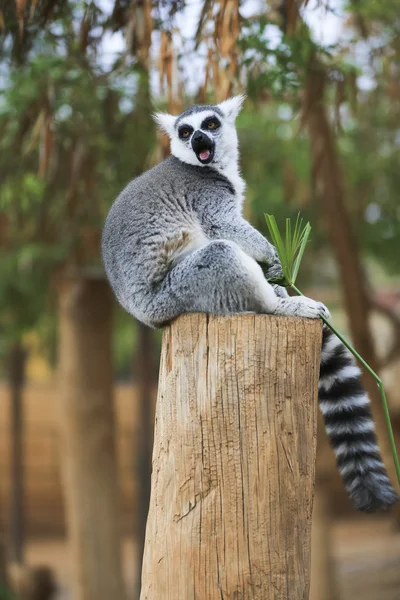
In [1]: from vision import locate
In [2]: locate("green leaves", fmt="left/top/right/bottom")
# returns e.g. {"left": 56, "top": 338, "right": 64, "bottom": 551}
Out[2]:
{"left": 264, "top": 213, "right": 311, "bottom": 286}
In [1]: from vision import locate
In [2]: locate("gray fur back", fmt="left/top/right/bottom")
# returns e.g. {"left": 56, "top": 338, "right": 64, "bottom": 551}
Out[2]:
{"left": 102, "top": 155, "right": 235, "bottom": 320}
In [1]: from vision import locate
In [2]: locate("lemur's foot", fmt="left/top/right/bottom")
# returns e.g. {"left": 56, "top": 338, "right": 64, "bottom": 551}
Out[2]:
{"left": 292, "top": 296, "right": 330, "bottom": 319}
{"left": 276, "top": 296, "right": 330, "bottom": 320}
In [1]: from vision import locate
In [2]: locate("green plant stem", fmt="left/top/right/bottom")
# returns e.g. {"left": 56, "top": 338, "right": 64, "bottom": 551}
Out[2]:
{"left": 290, "top": 283, "right": 400, "bottom": 487}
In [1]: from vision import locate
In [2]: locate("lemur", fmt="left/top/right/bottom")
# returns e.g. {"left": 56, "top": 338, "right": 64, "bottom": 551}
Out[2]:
{"left": 102, "top": 94, "right": 398, "bottom": 511}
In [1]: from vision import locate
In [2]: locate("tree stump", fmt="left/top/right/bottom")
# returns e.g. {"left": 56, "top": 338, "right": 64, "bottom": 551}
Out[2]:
{"left": 140, "top": 313, "right": 322, "bottom": 600}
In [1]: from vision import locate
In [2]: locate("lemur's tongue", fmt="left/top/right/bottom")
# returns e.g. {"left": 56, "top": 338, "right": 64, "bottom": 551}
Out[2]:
{"left": 199, "top": 150, "right": 210, "bottom": 161}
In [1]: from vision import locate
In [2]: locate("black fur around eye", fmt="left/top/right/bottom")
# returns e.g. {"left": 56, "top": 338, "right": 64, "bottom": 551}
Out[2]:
{"left": 201, "top": 117, "right": 221, "bottom": 131}
{"left": 178, "top": 126, "right": 193, "bottom": 139}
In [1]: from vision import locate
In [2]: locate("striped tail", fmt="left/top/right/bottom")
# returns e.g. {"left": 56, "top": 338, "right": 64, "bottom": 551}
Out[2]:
{"left": 318, "top": 326, "right": 399, "bottom": 512}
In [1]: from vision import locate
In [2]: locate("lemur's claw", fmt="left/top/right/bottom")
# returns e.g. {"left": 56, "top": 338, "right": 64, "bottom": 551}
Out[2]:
{"left": 317, "top": 302, "right": 331, "bottom": 320}
{"left": 292, "top": 297, "right": 331, "bottom": 320}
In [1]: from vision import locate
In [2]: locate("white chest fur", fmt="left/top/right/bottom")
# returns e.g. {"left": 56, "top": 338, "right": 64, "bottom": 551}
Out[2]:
{"left": 214, "top": 163, "right": 246, "bottom": 207}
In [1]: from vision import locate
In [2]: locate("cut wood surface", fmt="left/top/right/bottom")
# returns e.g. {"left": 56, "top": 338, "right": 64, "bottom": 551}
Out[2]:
{"left": 141, "top": 313, "right": 322, "bottom": 600}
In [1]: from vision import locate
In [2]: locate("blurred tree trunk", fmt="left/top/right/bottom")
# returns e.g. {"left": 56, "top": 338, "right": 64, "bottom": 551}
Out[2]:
{"left": 57, "top": 276, "right": 127, "bottom": 600}
{"left": 310, "top": 418, "right": 339, "bottom": 600}
{"left": 0, "top": 531, "right": 8, "bottom": 593}
{"left": 131, "top": 63, "right": 158, "bottom": 598}
{"left": 7, "top": 341, "right": 27, "bottom": 564}
{"left": 303, "top": 57, "right": 397, "bottom": 483}
{"left": 8, "top": 563, "right": 56, "bottom": 600}
{"left": 133, "top": 323, "right": 155, "bottom": 599}
{"left": 303, "top": 60, "right": 378, "bottom": 390}
{"left": 310, "top": 480, "right": 338, "bottom": 600}
{"left": 129, "top": 5, "right": 164, "bottom": 579}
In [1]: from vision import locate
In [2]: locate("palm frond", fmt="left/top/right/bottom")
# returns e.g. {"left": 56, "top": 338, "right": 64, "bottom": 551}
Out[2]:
{"left": 265, "top": 213, "right": 311, "bottom": 286}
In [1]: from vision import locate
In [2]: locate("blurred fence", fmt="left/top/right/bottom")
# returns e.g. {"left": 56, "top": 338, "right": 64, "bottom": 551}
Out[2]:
{"left": 0, "top": 383, "right": 154, "bottom": 537}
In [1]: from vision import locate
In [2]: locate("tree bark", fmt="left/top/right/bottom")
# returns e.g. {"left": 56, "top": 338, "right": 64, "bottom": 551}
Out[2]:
{"left": 57, "top": 276, "right": 127, "bottom": 600}
{"left": 140, "top": 313, "right": 322, "bottom": 600}
{"left": 7, "top": 341, "right": 27, "bottom": 565}
{"left": 133, "top": 323, "right": 155, "bottom": 599}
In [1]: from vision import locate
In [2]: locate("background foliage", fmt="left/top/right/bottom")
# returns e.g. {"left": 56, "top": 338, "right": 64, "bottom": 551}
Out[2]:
{"left": 1, "top": 0, "right": 400, "bottom": 597}
{"left": 1, "top": 0, "right": 400, "bottom": 372}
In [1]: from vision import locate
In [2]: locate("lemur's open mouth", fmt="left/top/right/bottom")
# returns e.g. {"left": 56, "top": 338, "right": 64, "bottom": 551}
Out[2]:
{"left": 197, "top": 148, "right": 214, "bottom": 164}
{"left": 191, "top": 131, "right": 215, "bottom": 165}
{"left": 199, "top": 149, "right": 211, "bottom": 161}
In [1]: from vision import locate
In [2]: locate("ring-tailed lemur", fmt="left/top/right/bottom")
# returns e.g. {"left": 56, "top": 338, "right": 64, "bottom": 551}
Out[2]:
{"left": 102, "top": 95, "right": 398, "bottom": 511}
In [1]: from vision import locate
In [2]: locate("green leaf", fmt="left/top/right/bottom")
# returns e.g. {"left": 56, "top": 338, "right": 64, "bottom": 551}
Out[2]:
{"left": 292, "top": 222, "right": 311, "bottom": 283}
{"left": 264, "top": 213, "right": 312, "bottom": 286}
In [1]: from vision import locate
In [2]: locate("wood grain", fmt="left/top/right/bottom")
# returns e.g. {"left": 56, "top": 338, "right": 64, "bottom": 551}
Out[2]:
{"left": 141, "top": 313, "right": 322, "bottom": 600}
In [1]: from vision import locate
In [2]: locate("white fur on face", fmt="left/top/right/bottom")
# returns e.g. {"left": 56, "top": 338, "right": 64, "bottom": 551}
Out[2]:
{"left": 171, "top": 110, "right": 218, "bottom": 167}
{"left": 153, "top": 95, "right": 247, "bottom": 202}
{"left": 218, "top": 94, "right": 246, "bottom": 123}
{"left": 153, "top": 112, "right": 176, "bottom": 137}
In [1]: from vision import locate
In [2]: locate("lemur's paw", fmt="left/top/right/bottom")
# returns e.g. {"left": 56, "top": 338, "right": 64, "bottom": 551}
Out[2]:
{"left": 316, "top": 301, "right": 331, "bottom": 320}
{"left": 263, "top": 248, "right": 284, "bottom": 281}
{"left": 291, "top": 297, "right": 331, "bottom": 320}
{"left": 265, "top": 261, "right": 283, "bottom": 282}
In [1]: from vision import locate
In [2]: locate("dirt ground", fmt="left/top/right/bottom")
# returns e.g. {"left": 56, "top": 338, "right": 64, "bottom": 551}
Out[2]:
{"left": 22, "top": 517, "right": 400, "bottom": 600}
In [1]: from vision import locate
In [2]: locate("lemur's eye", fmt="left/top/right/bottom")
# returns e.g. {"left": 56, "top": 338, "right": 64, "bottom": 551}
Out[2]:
{"left": 201, "top": 117, "right": 220, "bottom": 131}
{"left": 178, "top": 126, "right": 193, "bottom": 139}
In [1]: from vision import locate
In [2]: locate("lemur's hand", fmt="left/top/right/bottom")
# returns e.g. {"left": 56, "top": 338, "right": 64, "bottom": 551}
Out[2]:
{"left": 266, "top": 244, "right": 280, "bottom": 266}
{"left": 260, "top": 251, "right": 284, "bottom": 284}
{"left": 265, "top": 262, "right": 284, "bottom": 283}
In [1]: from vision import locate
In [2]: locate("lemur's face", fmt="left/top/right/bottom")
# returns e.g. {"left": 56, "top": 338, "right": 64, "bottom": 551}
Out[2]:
{"left": 175, "top": 111, "right": 221, "bottom": 165}
{"left": 154, "top": 95, "right": 246, "bottom": 169}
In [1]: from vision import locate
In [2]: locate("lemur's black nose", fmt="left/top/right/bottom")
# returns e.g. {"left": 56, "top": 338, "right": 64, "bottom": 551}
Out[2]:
{"left": 192, "top": 130, "right": 208, "bottom": 144}
{"left": 191, "top": 129, "right": 214, "bottom": 164}
{"left": 191, "top": 130, "right": 213, "bottom": 152}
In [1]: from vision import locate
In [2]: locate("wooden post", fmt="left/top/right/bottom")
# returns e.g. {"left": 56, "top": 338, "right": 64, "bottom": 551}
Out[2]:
{"left": 57, "top": 276, "right": 127, "bottom": 600}
{"left": 140, "top": 313, "right": 322, "bottom": 600}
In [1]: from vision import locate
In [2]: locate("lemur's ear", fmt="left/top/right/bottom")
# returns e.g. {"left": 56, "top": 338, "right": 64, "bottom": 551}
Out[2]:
{"left": 217, "top": 94, "right": 246, "bottom": 122}
{"left": 153, "top": 112, "right": 177, "bottom": 137}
